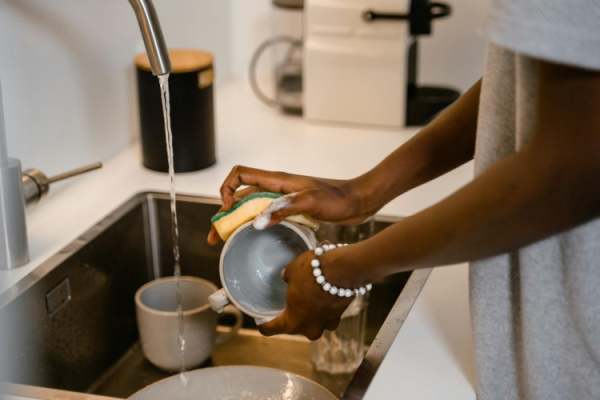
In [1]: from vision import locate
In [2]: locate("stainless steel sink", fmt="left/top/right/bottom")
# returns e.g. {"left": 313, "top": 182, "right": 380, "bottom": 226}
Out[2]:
{"left": 0, "top": 192, "right": 430, "bottom": 399}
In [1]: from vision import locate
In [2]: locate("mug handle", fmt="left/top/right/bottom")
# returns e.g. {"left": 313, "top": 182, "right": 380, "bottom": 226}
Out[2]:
{"left": 209, "top": 288, "right": 229, "bottom": 313}
{"left": 216, "top": 305, "right": 243, "bottom": 345}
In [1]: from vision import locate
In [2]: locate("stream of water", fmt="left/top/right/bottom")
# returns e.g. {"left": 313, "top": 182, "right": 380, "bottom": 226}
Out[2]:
{"left": 158, "top": 74, "right": 188, "bottom": 387}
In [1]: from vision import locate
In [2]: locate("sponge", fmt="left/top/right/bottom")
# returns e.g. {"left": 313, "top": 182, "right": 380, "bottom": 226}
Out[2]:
{"left": 211, "top": 192, "right": 318, "bottom": 241}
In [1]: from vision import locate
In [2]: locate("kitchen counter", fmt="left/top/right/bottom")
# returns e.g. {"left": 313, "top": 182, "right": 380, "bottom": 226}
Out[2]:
{"left": 1, "top": 80, "right": 475, "bottom": 399}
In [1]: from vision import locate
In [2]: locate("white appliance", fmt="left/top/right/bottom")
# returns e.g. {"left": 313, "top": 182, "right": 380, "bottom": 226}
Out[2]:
{"left": 303, "top": 0, "right": 454, "bottom": 128}
{"left": 249, "top": 1, "right": 304, "bottom": 114}
{"left": 304, "top": 0, "right": 410, "bottom": 127}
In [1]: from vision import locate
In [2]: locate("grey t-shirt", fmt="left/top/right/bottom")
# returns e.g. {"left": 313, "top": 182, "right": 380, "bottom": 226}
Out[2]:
{"left": 471, "top": 1, "right": 600, "bottom": 399}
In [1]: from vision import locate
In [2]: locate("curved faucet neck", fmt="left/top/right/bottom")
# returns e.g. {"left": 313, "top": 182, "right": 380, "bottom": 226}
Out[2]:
{"left": 128, "top": 0, "right": 171, "bottom": 76}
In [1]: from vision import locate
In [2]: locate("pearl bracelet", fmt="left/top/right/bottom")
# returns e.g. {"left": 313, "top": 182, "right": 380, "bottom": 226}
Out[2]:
{"left": 311, "top": 243, "right": 373, "bottom": 298}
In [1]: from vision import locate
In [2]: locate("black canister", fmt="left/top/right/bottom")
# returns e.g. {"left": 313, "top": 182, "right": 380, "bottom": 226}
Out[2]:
{"left": 135, "top": 49, "right": 216, "bottom": 172}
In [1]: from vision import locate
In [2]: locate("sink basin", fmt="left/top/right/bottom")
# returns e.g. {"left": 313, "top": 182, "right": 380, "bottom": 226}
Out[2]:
{"left": 0, "top": 192, "right": 431, "bottom": 399}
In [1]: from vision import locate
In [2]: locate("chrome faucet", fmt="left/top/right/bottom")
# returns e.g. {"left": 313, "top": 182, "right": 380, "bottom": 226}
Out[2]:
{"left": 128, "top": 0, "right": 172, "bottom": 76}
{"left": 0, "top": 0, "right": 171, "bottom": 271}
{"left": 0, "top": 84, "right": 28, "bottom": 271}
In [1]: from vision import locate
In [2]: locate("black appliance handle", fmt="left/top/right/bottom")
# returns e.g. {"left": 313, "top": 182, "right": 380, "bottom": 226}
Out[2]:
{"left": 362, "top": 9, "right": 410, "bottom": 22}
{"left": 429, "top": 2, "right": 451, "bottom": 19}
{"left": 362, "top": 1, "right": 452, "bottom": 35}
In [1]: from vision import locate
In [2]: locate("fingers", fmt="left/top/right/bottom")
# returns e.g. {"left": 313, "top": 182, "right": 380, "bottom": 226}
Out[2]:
{"left": 259, "top": 312, "right": 325, "bottom": 340}
{"left": 232, "top": 186, "right": 261, "bottom": 202}
{"left": 220, "top": 165, "right": 306, "bottom": 211}
{"left": 324, "top": 318, "right": 340, "bottom": 331}
{"left": 254, "top": 190, "right": 318, "bottom": 229}
{"left": 207, "top": 226, "right": 220, "bottom": 246}
{"left": 220, "top": 165, "right": 244, "bottom": 210}
{"left": 207, "top": 186, "right": 262, "bottom": 246}
{"left": 304, "top": 326, "right": 325, "bottom": 341}
{"left": 258, "top": 311, "right": 290, "bottom": 336}
{"left": 270, "top": 190, "right": 317, "bottom": 225}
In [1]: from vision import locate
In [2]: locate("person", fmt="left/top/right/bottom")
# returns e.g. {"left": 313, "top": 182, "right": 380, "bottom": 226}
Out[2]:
{"left": 208, "top": 2, "right": 600, "bottom": 399}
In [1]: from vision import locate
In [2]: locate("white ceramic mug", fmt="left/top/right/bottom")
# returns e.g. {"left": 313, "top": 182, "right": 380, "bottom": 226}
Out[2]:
{"left": 135, "top": 276, "right": 242, "bottom": 371}
{"left": 209, "top": 221, "right": 317, "bottom": 325}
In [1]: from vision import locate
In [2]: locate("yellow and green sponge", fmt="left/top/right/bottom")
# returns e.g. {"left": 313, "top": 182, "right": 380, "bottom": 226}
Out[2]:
{"left": 211, "top": 192, "right": 318, "bottom": 241}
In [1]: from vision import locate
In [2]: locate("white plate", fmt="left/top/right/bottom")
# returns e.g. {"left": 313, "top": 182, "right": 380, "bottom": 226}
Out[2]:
{"left": 129, "top": 366, "right": 337, "bottom": 400}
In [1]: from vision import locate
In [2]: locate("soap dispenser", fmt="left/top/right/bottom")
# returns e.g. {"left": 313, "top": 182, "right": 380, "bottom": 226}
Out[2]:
{"left": 0, "top": 82, "right": 29, "bottom": 270}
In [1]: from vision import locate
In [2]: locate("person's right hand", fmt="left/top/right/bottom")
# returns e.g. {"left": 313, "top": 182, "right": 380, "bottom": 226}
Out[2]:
{"left": 207, "top": 165, "right": 375, "bottom": 245}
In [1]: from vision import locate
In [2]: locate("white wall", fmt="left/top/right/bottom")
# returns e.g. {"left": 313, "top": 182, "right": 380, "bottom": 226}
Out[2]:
{"left": 418, "top": 0, "right": 490, "bottom": 91}
{"left": 0, "top": 0, "right": 489, "bottom": 179}
{"left": 229, "top": 0, "right": 490, "bottom": 91}
{"left": 231, "top": 0, "right": 273, "bottom": 81}
{"left": 0, "top": 0, "right": 232, "bottom": 176}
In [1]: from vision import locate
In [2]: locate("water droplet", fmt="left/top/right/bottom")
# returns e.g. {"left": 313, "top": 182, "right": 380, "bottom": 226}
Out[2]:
{"left": 179, "top": 371, "right": 189, "bottom": 387}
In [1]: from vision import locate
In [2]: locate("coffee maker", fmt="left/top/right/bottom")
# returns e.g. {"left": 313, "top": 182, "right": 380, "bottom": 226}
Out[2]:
{"left": 250, "top": 0, "right": 304, "bottom": 114}
{"left": 251, "top": 0, "right": 458, "bottom": 127}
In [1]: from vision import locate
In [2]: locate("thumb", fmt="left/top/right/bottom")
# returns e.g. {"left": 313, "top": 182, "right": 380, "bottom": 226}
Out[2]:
{"left": 256, "top": 191, "right": 316, "bottom": 229}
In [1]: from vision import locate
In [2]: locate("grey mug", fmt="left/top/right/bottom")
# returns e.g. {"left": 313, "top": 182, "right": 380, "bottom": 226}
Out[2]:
{"left": 209, "top": 221, "right": 317, "bottom": 325}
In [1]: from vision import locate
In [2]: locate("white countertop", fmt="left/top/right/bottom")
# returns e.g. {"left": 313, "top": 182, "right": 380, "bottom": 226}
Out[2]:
{"left": 1, "top": 80, "right": 475, "bottom": 399}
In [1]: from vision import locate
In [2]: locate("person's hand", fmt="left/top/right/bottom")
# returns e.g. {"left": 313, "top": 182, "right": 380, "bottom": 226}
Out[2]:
{"left": 207, "top": 166, "right": 376, "bottom": 245}
{"left": 258, "top": 246, "right": 367, "bottom": 340}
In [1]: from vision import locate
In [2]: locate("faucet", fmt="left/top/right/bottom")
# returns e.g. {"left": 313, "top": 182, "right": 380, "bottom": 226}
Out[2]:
{"left": 0, "top": 84, "right": 28, "bottom": 271}
{"left": 0, "top": 0, "right": 171, "bottom": 271}
{"left": 128, "top": 0, "right": 172, "bottom": 76}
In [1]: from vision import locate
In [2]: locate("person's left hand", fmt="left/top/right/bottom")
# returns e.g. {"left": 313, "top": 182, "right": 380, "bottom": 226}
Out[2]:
{"left": 258, "top": 247, "right": 361, "bottom": 340}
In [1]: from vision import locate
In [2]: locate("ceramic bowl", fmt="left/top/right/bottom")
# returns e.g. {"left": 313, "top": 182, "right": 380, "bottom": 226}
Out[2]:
{"left": 128, "top": 366, "right": 336, "bottom": 400}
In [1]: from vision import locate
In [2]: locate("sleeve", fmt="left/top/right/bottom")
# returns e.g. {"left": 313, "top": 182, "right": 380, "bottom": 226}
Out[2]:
{"left": 487, "top": 0, "right": 600, "bottom": 70}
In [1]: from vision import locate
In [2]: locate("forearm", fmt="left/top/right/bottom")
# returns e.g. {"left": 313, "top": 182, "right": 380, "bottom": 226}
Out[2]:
{"left": 330, "top": 141, "right": 600, "bottom": 284}
{"left": 266, "top": 54, "right": 600, "bottom": 341}
{"left": 351, "top": 80, "right": 481, "bottom": 213}
{"left": 338, "top": 59, "right": 600, "bottom": 283}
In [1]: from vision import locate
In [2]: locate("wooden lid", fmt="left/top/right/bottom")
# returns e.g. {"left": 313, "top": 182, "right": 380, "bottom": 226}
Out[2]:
{"left": 134, "top": 49, "right": 213, "bottom": 73}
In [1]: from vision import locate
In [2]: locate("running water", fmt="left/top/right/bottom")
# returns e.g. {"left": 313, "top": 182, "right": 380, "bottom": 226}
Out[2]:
{"left": 158, "top": 74, "right": 188, "bottom": 387}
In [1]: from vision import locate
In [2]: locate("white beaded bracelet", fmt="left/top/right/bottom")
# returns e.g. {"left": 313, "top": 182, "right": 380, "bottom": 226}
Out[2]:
{"left": 311, "top": 243, "right": 373, "bottom": 298}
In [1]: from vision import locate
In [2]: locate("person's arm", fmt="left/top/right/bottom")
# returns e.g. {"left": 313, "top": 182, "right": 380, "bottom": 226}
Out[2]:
{"left": 352, "top": 79, "right": 481, "bottom": 214}
{"left": 208, "top": 80, "right": 481, "bottom": 244}
{"left": 260, "top": 60, "right": 600, "bottom": 338}
{"left": 334, "top": 61, "right": 600, "bottom": 283}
